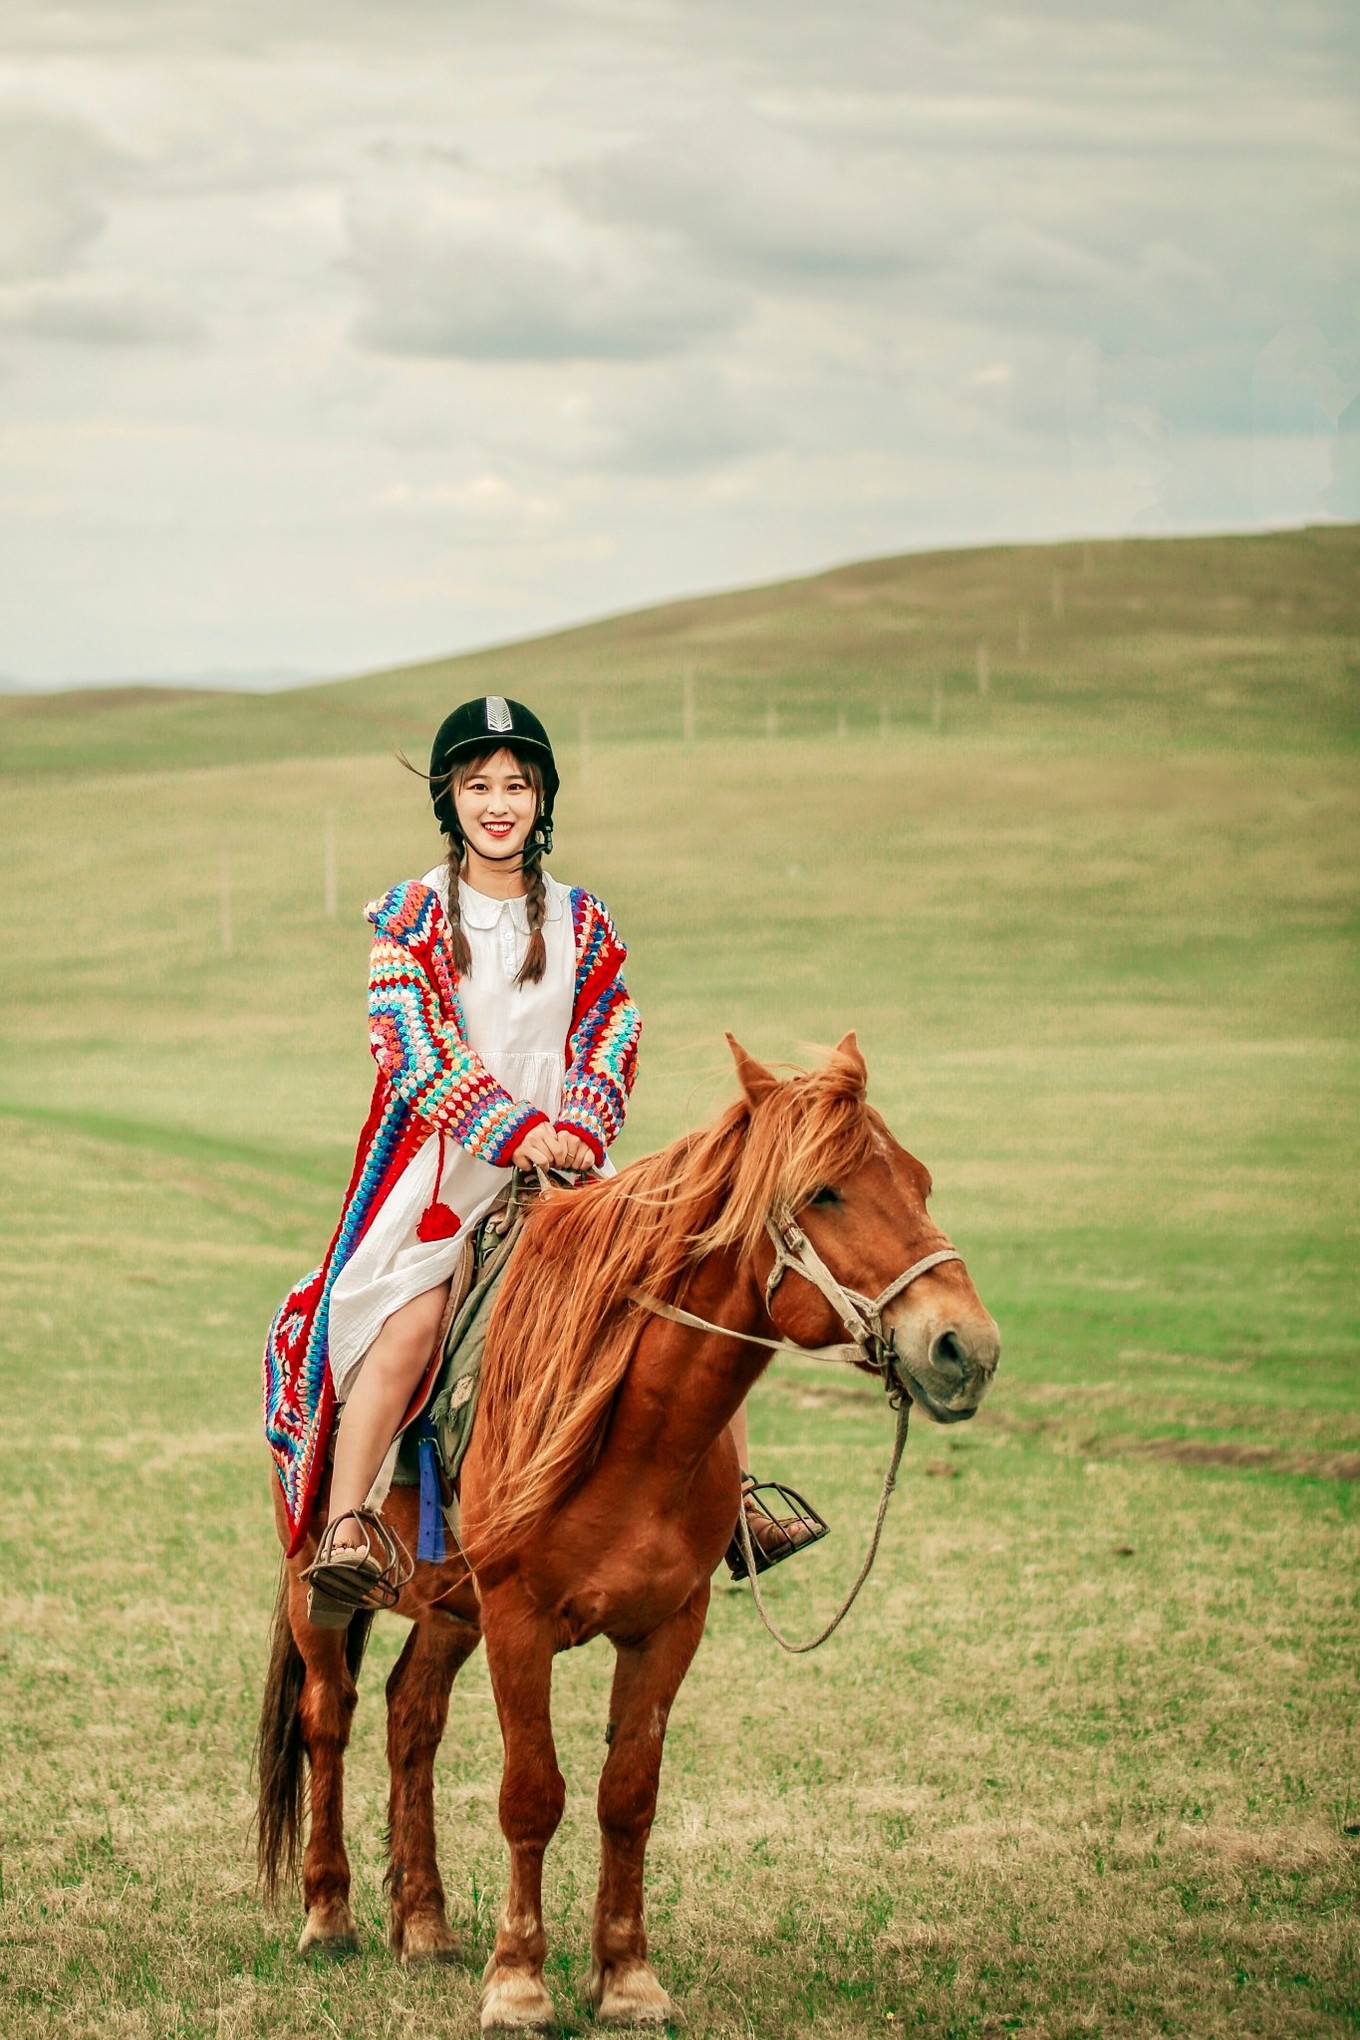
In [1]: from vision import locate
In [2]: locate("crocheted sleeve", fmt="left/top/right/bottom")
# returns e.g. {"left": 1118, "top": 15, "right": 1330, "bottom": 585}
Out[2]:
{"left": 555, "top": 891, "right": 642, "bottom": 1167}
{"left": 365, "top": 881, "right": 549, "bottom": 1166}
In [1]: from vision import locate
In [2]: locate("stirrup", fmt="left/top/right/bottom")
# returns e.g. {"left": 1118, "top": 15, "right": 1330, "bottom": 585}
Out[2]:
{"left": 726, "top": 1477, "right": 830, "bottom": 1582}
{"left": 302, "top": 1508, "right": 413, "bottom": 1629}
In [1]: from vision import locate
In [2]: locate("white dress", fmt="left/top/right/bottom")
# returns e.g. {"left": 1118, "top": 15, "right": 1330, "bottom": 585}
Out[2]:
{"left": 327, "top": 867, "right": 584, "bottom": 1402}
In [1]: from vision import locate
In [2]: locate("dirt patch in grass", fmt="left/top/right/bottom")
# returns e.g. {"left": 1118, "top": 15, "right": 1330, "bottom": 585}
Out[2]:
{"left": 785, "top": 1382, "right": 1360, "bottom": 1481}
{"left": 1100, "top": 1435, "right": 1360, "bottom": 1481}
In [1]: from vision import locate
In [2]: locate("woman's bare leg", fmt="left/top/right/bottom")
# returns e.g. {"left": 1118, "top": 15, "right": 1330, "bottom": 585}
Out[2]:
{"left": 728, "top": 1405, "right": 749, "bottom": 1472}
{"left": 327, "top": 1283, "right": 451, "bottom": 1549}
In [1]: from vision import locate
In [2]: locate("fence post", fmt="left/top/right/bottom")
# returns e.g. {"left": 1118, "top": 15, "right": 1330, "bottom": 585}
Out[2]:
{"left": 324, "top": 809, "right": 338, "bottom": 921}
{"left": 220, "top": 849, "right": 234, "bottom": 956}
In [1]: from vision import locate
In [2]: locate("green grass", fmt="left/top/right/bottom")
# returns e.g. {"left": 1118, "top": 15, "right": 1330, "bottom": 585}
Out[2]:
{"left": 0, "top": 527, "right": 1357, "bottom": 2036}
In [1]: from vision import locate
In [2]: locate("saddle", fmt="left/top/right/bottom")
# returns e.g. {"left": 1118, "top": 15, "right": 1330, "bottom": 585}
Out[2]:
{"left": 384, "top": 1169, "right": 558, "bottom": 1561}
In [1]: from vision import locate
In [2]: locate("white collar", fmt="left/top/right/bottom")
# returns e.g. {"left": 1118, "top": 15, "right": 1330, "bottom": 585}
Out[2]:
{"left": 423, "top": 867, "right": 567, "bottom": 929}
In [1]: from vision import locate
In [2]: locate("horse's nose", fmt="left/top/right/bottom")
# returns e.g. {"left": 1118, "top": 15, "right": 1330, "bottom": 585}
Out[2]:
{"left": 928, "top": 1321, "right": 1000, "bottom": 1386}
{"left": 928, "top": 1329, "right": 970, "bottom": 1385}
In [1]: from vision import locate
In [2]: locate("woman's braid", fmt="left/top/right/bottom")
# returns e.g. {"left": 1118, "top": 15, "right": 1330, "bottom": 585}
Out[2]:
{"left": 516, "top": 854, "right": 548, "bottom": 986}
{"left": 443, "top": 837, "right": 473, "bottom": 976}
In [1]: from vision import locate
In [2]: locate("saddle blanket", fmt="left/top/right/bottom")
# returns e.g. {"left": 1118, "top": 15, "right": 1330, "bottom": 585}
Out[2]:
{"left": 384, "top": 1200, "right": 524, "bottom": 1558}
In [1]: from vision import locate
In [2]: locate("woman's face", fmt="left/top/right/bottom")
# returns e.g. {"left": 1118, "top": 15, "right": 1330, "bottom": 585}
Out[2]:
{"left": 452, "top": 749, "right": 540, "bottom": 863}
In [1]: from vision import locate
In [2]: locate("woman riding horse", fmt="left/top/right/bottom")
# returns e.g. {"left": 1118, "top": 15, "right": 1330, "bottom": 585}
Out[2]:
{"left": 261, "top": 695, "right": 821, "bottom": 1631}
{"left": 256, "top": 1029, "right": 1000, "bottom": 2025}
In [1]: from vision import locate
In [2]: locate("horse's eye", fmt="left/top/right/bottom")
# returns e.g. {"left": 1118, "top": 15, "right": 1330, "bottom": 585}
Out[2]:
{"left": 809, "top": 1186, "right": 841, "bottom": 1208}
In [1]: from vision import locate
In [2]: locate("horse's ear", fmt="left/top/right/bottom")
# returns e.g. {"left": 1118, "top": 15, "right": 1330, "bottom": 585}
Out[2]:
{"left": 829, "top": 1030, "right": 868, "bottom": 1094}
{"left": 726, "top": 1032, "right": 780, "bottom": 1108}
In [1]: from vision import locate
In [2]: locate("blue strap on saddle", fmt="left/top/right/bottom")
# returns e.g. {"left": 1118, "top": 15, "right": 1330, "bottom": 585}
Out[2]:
{"left": 416, "top": 1412, "right": 446, "bottom": 1563}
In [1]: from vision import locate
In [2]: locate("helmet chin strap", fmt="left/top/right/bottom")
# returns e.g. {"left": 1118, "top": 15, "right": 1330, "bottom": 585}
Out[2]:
{"left": 465, "top": 842, "right": 531, "bottom": 868}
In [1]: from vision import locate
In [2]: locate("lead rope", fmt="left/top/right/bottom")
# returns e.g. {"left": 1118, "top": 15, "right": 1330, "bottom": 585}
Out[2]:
{"left": 736, "top": 1392, "right": 910, "bottom": 1655}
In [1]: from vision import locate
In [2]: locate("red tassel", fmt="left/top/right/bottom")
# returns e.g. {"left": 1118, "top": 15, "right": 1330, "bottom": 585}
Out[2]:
{"left": 417, "top": 1201, "right": 461, "bottom": 1243}
{"left": 416, "top": 1129, "right": 459, "bottom": 1241}
{"left": 415, "top": 1191, "right": 462, "bottom": 1240}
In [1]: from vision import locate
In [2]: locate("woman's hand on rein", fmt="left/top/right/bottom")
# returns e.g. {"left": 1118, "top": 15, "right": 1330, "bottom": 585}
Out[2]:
{"left": 512, "top": 1123, "right": 596, "bottom": 1176}
{"left": 551, "top": 1130, "right": 596, "bottom": 1174}
{"left": 512, "top": 1123, "right": 562, "bottom": 1173}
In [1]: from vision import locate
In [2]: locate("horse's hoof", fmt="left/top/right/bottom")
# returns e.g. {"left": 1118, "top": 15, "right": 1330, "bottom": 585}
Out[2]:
{"left": 479, "top": 1960, "right": 558, "bottom": 2032}
{"left": 587, "top": 1959, "right": 676, "bottom": 2028}
{"left": 296, "top": 1902, "right": 359, "bottom": 1958}
{"left": 392, "top": 1909, "right": 461, "bottom": 1967}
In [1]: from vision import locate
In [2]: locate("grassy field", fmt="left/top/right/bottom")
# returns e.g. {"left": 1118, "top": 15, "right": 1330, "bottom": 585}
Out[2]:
{"left": 0, "top": 527, "right": 1357, "bottom": 2037}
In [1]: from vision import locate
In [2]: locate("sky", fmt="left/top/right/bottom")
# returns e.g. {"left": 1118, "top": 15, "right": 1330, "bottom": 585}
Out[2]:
{"left": 0, "top": 0, "right": 1356, "bottom": 688}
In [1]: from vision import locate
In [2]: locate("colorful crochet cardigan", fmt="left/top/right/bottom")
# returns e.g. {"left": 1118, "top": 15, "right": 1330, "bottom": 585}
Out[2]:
{"left": 263, "top": 878, "right": 641, "bottom": 1553}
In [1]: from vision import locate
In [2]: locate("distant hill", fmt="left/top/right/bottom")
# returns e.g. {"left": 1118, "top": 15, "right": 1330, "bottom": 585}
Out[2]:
{"left": 0, "top": 667, "right": 313, "bottom": 696}
{"left": 2, "top": 525, "right": 1355, "bottom": 777}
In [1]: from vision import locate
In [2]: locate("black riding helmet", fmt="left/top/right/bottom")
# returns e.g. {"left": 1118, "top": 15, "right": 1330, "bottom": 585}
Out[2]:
{"left": 429, "top": 696, "right": 559, "bottom": 857}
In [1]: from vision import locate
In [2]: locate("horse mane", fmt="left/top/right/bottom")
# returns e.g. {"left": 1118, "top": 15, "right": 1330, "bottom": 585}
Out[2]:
{"left": 465, "top": 1051, "right": 879, "bottom": 1566}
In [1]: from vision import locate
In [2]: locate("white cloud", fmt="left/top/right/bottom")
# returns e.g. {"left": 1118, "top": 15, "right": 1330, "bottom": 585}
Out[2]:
{"left": 562, "top": 111, "right": 941, "bottom": 279}
{"left": 347, "top": 150, "right": 744, "bottom": 362}
{"left": 0, "top": 276, "right": 202, "bottom": 346}
{"left": 375, "top": 472, "right": 557, "bottom": 521}
{"left": 0, "top": 103, "right": 123, "bottom": 283}
{"left": 586, "top": 364, "right": 776, "bottom": 472}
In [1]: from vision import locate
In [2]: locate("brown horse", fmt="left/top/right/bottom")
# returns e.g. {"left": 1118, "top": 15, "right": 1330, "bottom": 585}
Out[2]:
{"left": 255, "top": 1032, "right": 999, "bottom": 2029}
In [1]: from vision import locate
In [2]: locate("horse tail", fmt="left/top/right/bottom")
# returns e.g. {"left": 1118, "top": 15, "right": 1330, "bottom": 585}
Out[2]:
{"left": 253, "top": 1565, "right": 374, "bottom": 1903}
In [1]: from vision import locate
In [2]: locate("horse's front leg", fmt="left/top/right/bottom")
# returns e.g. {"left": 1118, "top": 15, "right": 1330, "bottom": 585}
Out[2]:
{"left": 479, "top": 1596, "right": 564, "bottom": 2032}
{"left": 288, "top": 1572, "right": 363, "bottom": 1956}
{"left": 385, "top": 1598, "right": 482, "bottom": 1966}
{"left": 589, "top": 1585, "right": 709, "bottom": 2028}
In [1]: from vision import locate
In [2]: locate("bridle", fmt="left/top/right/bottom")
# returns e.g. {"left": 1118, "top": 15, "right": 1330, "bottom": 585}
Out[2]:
{"left": 633, "top": 1206, "right": 963, "bottom": 1392}
{"left": 762, "top": 1210, "right": 963, "bottom": 1382}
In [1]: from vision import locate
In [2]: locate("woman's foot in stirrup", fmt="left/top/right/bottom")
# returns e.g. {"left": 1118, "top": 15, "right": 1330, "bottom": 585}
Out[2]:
{"left": 726, "top": 1472, "right": 828, "bottom": 1580}
{"left": 302, "top": 1508, "right": 413, "bottom": 1629}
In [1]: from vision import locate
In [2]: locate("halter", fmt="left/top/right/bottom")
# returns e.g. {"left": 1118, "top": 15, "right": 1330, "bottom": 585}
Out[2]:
{"left": 632, "top": 1208, "right": 963, "bottom": 1387}
{"left": 762, "top": 1210, "right": 963, "bottom": 1378}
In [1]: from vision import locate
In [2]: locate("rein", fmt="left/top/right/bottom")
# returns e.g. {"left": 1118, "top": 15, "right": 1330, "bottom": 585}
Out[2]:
{"left": 735, "top": 1397, "right": 909, "bottom": 1654}
{"left": 629, "top": 1212, "right": 963, "bottom": 1655}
